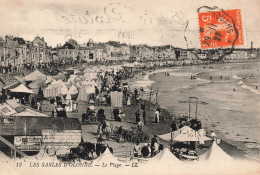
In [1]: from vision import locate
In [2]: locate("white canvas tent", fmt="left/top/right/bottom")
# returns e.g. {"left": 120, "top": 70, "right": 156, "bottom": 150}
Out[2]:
{"left": 158, "top": 126, "right": 212, "bottom": 142}
{"left": 76, "top": 87, "right": 88, "bottom": 101}
{"left": 65, "top": 93, "right": 71, "bottom": 100}
{"left": 60, "top": 84, "right": 69, "bottom": 95}
{"left": 199, "top": 141, "right": 233, "bottom": 162}
{"left": 149, "top": 148, "right": 180, "bottom": 163}
{"left": 24, "top": 70, "right": 46, "bottom": 82}
{"left": 68, "top": 85, "right": 78, "bottom": 95}
{"left": 10, "top": 84, "right": 35, "bottom": 94}
{"left": 93, "top": 148, "right": 120, "bottom": 165}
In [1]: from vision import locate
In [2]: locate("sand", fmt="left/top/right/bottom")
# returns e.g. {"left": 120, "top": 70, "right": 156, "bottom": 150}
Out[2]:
{"left": 148, "top": 61, "right": 260, "bottom": 161}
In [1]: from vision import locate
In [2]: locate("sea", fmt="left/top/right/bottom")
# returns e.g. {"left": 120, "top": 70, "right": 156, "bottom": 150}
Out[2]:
{"left": 133, "top": 61, "right": 260, "bottom": 161}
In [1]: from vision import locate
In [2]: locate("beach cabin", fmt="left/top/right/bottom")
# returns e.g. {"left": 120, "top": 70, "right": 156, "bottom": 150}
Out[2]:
{"left": 0, "top": 101, "right": 81, "bottom": 158}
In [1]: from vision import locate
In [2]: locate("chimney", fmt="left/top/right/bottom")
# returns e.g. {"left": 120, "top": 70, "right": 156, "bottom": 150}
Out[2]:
{"left": 251, "top": 41, "right": 253, "bottom": 50}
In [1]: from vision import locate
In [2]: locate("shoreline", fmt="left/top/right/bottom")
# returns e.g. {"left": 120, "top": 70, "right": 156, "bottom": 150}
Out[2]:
{"left": 143, "top": 62, "right": 259, "bottom": 161}
{"left": 0, "top": 59, "right": 259, "bottom": 163}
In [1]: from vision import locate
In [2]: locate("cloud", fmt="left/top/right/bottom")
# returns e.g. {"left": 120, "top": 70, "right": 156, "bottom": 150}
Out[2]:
{"left": 0, "top": 0, "right": 259, "bottom": 48}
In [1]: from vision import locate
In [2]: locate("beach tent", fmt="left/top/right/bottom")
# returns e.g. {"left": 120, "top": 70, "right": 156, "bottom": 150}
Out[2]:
{"left": 158, "top": 126, "right": 212, "bottom": 142}
{"left": 199, "top": 141, "right": 233, "bottom": 162}
{"left": 85, "top": 85, "right": 95, "bottom": 94}
{"left": 43, "top": 85, "right": 61, "bottom": 98}
{"left": 76, "top": 87, "right": 88, "bottom": 101}
{"left": 148, "top": 148, "right": 180, "bottom": 164}
{"left": 52, "top": 72, "right": 66, "bottom": 81}
{"left": 110, "top": 91, "right": 123, "bottom": 107}
{"left": 24, "top": 70, "right": 46, "bottom": 82}
{"left": 60, "top": 84, "right": 69, "bottom": 95}
{"left": 10, "top": 84, "right": 34, "bottom": 94}
{"left": 66, "top": 93, "right": 71, "bottom": 100}
{"left": 93, "top": 148, "right": 120, "bottom": 165}
{"left": 68, "top": 85, "right": 78, "bottom": 95}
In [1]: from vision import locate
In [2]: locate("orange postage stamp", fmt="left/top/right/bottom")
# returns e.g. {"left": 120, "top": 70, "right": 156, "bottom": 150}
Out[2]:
{"left": 198, "top": 9, "right": 244, "bottom": 49}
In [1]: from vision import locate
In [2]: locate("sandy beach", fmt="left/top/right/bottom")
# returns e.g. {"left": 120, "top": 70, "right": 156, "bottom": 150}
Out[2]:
{"left": 36, "top": 61, "right": 260, "bottom": 162}
{"left": 147, "top": 61, "right": 260, "bottom": 161}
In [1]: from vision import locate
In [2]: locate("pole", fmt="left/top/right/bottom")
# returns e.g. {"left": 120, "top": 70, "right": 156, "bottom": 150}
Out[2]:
{"left": 14, "top": 150, "right": 16, "bottom": 163}
{"left": 188, "top": 97, "right": 191, "bottom": 120}
{"left": 195, "top": 98, "right": 198, "bottom": 120}
{"left": 10, "top": 148, "right": 13, "bottom": 158}
{"left": 171, "top": 128, "right": 173, "bottom": 144}
{"left": 155, "top": 88, "right": 159, "bottom": 104}
{"left": 149, "top": 86, "right": 153, "bottom": 102}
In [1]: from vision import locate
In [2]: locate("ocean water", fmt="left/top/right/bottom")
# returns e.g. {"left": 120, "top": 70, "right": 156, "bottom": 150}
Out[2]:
{"left": 133, "top": 62, "right": 260, "bottom": 160}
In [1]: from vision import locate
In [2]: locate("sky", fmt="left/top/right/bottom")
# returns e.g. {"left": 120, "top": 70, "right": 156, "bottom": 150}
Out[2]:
{"left": 0, "top": 0, "right": 259, "bottom": 48}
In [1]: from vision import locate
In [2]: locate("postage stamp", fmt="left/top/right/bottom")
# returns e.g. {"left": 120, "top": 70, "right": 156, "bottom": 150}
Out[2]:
{"left": 198, "top": 9, "right": 244, "bottom": 49}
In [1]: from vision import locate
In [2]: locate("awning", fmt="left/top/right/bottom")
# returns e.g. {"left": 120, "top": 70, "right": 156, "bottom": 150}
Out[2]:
{"left": 10, "top": 84, "right": 35, "bottom": 94}
{"left": 158, "top": 126, "right": 212, "bottom": 142}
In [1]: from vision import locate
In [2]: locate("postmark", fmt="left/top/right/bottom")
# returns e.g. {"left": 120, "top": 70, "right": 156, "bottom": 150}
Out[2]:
{"left": 198, "top": 9, "right": 244, "bottom": 49}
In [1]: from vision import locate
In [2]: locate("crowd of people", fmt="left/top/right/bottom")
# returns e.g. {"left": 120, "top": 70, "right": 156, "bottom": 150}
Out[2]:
{"left": 133, "top": 134, "right": 164, "bottom": 158}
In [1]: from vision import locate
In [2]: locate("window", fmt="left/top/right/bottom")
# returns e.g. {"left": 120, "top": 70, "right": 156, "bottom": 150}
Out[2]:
{"left": 66, "top": 51, "right": 67, "bottom": 55}
{"left": 62, "top": 51, "right": 64, "bottom": 55}
{"left": 89, "top": 53, "right": 94, "bottom": 59}
{"left": 65, "top": 46, "right": 68, "bottom": 49}
{"left": 84, "top": 51, "right": 86, "bottom": 54}
{"left": 70, "top": 51, "right": 72, "bottom": 54}
{"left": 0, "top": 115, "right": 14, "bottom": 124}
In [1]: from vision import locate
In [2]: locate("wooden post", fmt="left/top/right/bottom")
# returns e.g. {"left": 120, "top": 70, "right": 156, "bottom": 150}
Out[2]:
{"left": 171, "top": 128, "right": 173, "bottom": 144}
{"left": 188, "top": 98, "right": 191, "bottom": 120}
{"left": 14, "top": 150, "right": 16, "bottom": 163}
{"left": 149, "top": 86, "right": 153, "bottom": 102}
{"left": 155, "top": 88, "right": 158, "bottom": 104}
{"left": 195, "top": 98, "right": 198, "bottom": 120}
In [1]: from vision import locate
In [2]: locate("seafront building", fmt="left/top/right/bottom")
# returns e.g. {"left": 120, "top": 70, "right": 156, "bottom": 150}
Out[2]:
{"left": 0, "top": 99, "right": 81, "bottom": 157}
{"left": 0, "top": 35, "right": 259, "bottom": 74}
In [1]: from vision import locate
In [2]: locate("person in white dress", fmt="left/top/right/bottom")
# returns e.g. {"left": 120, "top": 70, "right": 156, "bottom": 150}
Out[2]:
{"left": 127, "top": 94, "right": 131, "bottom": 106}
{"left": 155, "top": 111, "right": 160, "bottom": 123}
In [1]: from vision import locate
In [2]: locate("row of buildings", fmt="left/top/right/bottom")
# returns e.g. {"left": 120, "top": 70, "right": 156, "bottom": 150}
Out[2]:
{"left": 0, "top": 35, "right": 259, "bottom": 73}
{"left": 0, "top": 36, "right": 51, "bottom": 72}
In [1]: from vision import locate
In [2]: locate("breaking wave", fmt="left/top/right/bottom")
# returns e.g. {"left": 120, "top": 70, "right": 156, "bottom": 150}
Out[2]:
{"left": 241, "top": 84, "right": 260, "bottom": 95}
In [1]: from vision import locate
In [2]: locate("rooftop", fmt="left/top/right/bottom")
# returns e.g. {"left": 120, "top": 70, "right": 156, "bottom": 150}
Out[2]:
{"left": 0, "top": 117, "right": 81, "bottom": 136}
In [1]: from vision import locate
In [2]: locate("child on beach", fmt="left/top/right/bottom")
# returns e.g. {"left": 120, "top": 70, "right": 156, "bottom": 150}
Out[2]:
{"left": 155, "top": 110, "right": 160, "bottom": 123}
{"left": 135, "top": 109, "right": 140, "bottom": 123}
